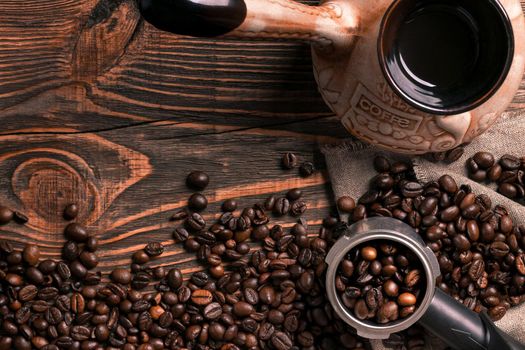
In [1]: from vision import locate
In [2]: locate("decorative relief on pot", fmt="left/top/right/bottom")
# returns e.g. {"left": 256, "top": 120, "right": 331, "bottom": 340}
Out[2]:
{"left": 342, "top": 83, "right": 433, "bottom": 152}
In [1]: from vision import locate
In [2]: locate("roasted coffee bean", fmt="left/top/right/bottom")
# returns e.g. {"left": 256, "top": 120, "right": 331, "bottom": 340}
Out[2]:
{"left": 0, "top": 206, "right": 13, "bottom": 224}
{"left": 299, "top": 162, "right": 315, "bottom": 177}
{"left": 186, "top": 213, "right": 206, "bottom": 231}
{"left": 271, "top": 331, "right": 293, "bottom": 350}
{"left": 186, "top": 171, "right": 209, "bottom": 190}
{"left": 188, "top": 193, "right": 208, "bottom": 212}
{"left": 173, "top": 227, "right": 189, "bottom": 242}
{"left": 220, "top": 199, "right": 237, "bottom": 212}
{"left": 290, "top": 201, "right": 307, "bottom": 216}
{"left": 70, "top": 325, "right": 90, "bottom": 341}
{"left": 490, "top": 241, "right": 510, "bottom": 258}
{"left": 439, "top": 175, "right": 458, "bottom": 193}
{"left": 401, "top": 182, "right": 423, "bottom": 197}
{"left": 64, "top": 223, "right": 88, "bottom": 243}
{"left": 281, "top": 153, "right": 297, "bottom": 170}
{"left": 69, "top": 261, "right": 87, "bottom": 279}
{"left": 499, "top": 183, "right": 518, "bottom": 198}
{"left": 337, "top": 196, "right": 356, "bottom": 213}
{"left": 398, "top": 293, "right": 417, "bottom": 306}
{"left": 500, "top": 154, "right": 520, "bottom": 170}
{"left": 405, "top": 269, "right": 421, "bottom": 288}
{"left": 111, "top": 268, "right": 131, "bottom": 284}
{"left": 473, "top": 152, "right": 495, "bottom": 169}
{"left": 191, "top": 289, "right": 213, "bottom": 305}
{"left": 286, "top": 188, "right": 303, "bottom": 201}
{"left": 79, "top": 251, "right": 98, "bottom": 269}
{"left": 63, "top": 204, "right": 79, "bottom": 220}
{"left": 167, "top": 268, "right": 183, "bottom": 290}
{"left": 144, "top": 242, "right": 164, "bottom": 257}
{"left": 273, "top": 197, "right": 290, "bottom": 216}
{"left": 445, "top": 146, "right": 464, "bottom": 163}
{"left": 170, "top": 209, "right": 188, "bottom": 221}
{"left": 18, "top": 285, "right": 38, "bottom": 302}
{"left": 22, "top": 244, "right": 40, "bottom": 266}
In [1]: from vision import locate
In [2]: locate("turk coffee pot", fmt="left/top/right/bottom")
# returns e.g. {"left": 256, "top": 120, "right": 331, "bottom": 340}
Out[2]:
{"left": 139, "top": 0, "right": 525, "bottom": 154}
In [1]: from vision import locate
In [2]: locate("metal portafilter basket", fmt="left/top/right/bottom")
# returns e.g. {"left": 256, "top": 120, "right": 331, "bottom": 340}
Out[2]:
{"left": 325, "top": 217, "right": 525, "bottom": 350}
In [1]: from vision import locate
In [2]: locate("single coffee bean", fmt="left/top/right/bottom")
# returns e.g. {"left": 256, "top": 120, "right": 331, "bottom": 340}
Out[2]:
{"left": 111, "top": 268, "right": 131, "bottom": 284}
{"left": 445, "top": 146, "right": 464, "bottom": 163}
{"left": 144, "top": 242, "right": 164, "bottom": 257}
{"left": 69, "top": 261, "right": 87, "bottom": 279}
{"left": 191, "top": 289, "right": 213, "bottom": 305}
{"left": 173, "top": 227, "right": 189, "bottom": 242}
{"left": 233, "top": 301, "right": 254, "bottom": 317}
{"left": 188, "top": 193, "right": 208, "bottom": 212}
{"left": 488, "top": 164, "right": 503, "bottom": 181}
{"left": 64, "top": 223, "right": 88, "bottom": 243}
{"left": 186, "top": 213, "right": 206, "bottom": 231}
{"left": 79, "top": 251, "right": 98, "bottom": 269}
{"left": 499, "top": 183, "right": 518, "bottom": 198}
{"left": 405, "top": 269, "right": 421, "bottom": 288}
{"left": 222, "top": 199, "right": 237, "bottom": 212}
{"left": 286, "top": 188, "right": 303, "bottom": 201}
{"left": 398, "top": 293, "right": 417, "bottom": 306}
{"left": 132, "top": 250, "right": 150, "bottom": 264}
{"left": 337, "top": 196, "right": 356, "bottom": 213}
{"left": 0, "top": 206, "right": 13, "bottom": 224}
{"left": 361, "top": 246, "right": 377, "bottom": 261}
{"left": 384, "top": 280, "right": 399, "bottom": 297}
{"left": 186, "top": 171, "right": 209, "bottom": 190}
{"left": 438, "top": 174, "right": 458, "bottom": 193}
{"left": 63, "top": 204, "right": 79, "bottom": 220}
{"left": 290, "top": 201, "right": 307, "bottom": 216}
{"left": 281, "top": 152, "right": 297, "bottom": 170}
{"left": 167, "top": 268, "right": 183, "bottom": 289}
{"left": 273, "top": 198, "right": 290, "bottom": 216}
{"left": 473, "top": 152, "right": 495, "bottom": 169}
{"left": 299, "top": 162, "right": 315, "bottom": 177}
{"left": 23, "top": 244, "right": 40, "bottom": 266}
{"left": 500, "top": 154, "right": 520, "bottom": 170}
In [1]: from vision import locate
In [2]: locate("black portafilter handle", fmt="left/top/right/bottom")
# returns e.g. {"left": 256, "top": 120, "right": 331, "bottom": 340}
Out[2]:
{"left": 419, "top": 288, "right": 525, "bottom": 350}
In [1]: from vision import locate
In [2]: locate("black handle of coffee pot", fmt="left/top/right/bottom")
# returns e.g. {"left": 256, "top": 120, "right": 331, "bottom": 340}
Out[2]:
{"left": 138, "top": 0, "right": 247, "bottom": 37}
{"left": 419, "top": 288, "right": 524, "bottom": 350}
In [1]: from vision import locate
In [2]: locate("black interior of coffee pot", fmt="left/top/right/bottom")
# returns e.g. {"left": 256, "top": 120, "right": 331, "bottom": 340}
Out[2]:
{"left": 379, "top": 0, "right": 514, "bottom": 115}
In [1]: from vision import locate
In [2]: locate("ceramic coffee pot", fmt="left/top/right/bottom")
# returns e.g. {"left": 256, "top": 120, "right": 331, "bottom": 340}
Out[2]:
{"left": 139, "top": 0, "right": 525, "bottom": 154}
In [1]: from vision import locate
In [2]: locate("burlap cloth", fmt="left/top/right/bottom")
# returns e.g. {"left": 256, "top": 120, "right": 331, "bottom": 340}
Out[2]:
{"left": 322, "top": 111, "right": 525, "bottom": 349}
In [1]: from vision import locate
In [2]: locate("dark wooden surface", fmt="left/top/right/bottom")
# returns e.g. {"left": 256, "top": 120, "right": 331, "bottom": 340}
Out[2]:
{"left": 0, "top": 0, "right": 524, "bottom": 277}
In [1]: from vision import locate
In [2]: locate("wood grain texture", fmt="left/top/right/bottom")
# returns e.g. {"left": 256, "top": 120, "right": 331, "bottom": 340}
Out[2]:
{"left": 0, "top": 0, "right": 523, "bottom": 277}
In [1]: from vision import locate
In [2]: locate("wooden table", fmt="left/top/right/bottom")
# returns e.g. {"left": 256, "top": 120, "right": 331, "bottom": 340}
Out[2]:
{"left": 0, "top": 0, "right": 524, "bottom": 277}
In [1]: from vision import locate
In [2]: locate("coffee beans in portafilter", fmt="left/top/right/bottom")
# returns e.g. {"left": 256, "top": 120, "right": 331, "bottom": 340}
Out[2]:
{"left": 466, "top": 152, "right": 525, "bottom": 203}
{"left": 336, "top": 240, "right": 425, "bottom": 324}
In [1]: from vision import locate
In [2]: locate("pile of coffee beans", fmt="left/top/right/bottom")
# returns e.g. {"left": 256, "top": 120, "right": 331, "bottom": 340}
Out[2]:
{"left": 350, "top": 155, "right": 525, "bottom": 322}
{"left": 336, "top": 241, "right": 425, "bottom": 324}
{"left": 0, "top": 171, "right": 368, "bottom": 350}
{"left": 466, "top": 152, "right": 525, "bottom": 202}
